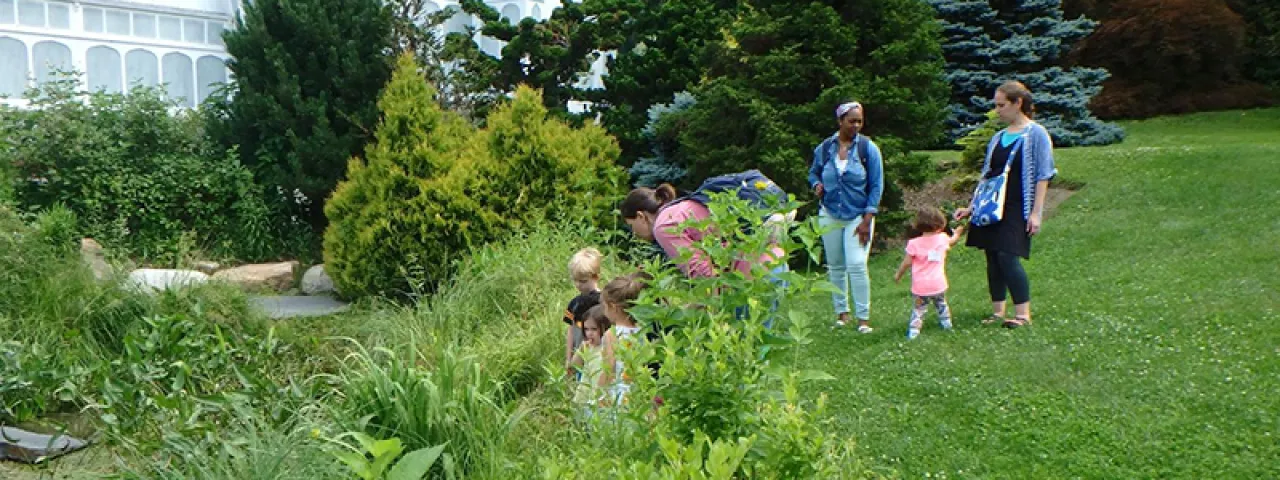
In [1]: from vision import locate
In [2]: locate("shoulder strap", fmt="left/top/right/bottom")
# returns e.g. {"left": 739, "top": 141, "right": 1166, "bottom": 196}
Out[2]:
{"left": 856, "top": 135, "right": 871, "bottom": 167}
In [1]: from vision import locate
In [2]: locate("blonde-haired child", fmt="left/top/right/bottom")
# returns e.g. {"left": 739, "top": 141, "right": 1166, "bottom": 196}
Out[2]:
{"left": 563, "top": 248, "right": 602, "bottom": 379}
{"left": 894, "top": 208, "right": 964, "bottom": 340}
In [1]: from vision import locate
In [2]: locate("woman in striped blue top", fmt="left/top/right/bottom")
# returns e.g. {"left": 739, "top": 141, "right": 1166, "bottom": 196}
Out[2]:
{"left": 952, "top": 81, "right": 1057, "bottom": 329}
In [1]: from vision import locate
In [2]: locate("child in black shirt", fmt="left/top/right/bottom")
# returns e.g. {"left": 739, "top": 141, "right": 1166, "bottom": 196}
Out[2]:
{"left": 563, "top": 247, "right": 602, "bottom": 379}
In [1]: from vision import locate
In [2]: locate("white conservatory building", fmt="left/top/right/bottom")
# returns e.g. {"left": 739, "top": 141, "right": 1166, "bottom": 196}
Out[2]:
{"left": 0, "top": 0, "right": 606, "bottom": 109}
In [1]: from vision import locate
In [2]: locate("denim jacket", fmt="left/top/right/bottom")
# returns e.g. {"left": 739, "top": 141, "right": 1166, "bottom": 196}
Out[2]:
{"left": 972, "top": 122, "right": 1057, "bottom": 221}
{"left": 808, "top": 133, "right": 884, "bottom": 221}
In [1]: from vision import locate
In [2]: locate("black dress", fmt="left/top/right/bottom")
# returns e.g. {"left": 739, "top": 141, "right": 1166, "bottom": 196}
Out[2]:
{"left": 966, "top": 137, "right": 1031, "bottom": 259}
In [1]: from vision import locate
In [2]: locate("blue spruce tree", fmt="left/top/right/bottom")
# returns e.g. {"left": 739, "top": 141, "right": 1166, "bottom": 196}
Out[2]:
{"left": 629, "top": 92, "right": 695, "bottom": 187}
{"left": 931, "top": 0, "right": 1123, "bottom": 146}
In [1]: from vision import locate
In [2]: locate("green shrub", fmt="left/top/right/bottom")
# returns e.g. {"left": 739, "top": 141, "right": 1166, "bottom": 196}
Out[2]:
{"left": 325, "top": 56, "right": 625, "bottom": 300}
{"left": 474, "top": 85, "right": 627, "bottom": 232}
{"left": 324, "top": 54, "right": 501, "bottom": 300}
{"left": 0, "top": 73, "right": 308, "bottom": 264}
{"left": 952, "top": 110, "right": 1002, "bottom": 194}
{"left": 537, "top": 193, "right": 865, "bottom": 477}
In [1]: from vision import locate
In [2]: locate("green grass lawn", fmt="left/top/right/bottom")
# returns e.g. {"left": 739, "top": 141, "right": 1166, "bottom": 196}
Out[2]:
{"left": 798, "top": 108, "right": 1280, "bottom": 478}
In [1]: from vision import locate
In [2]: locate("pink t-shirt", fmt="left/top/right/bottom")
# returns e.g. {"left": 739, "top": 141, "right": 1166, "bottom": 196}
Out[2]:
{"left": 905, "top": 232, "right": 953, "bottom": 296}
{"left": 652, "top": 200, "right": 785, "bottom": 279}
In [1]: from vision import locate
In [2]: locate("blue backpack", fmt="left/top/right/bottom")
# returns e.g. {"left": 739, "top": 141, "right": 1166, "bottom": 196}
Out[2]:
{"left": 682, "top": 170, "right": 789, "bottom": 218}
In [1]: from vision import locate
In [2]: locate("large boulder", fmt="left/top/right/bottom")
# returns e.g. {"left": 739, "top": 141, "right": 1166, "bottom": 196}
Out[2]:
{"left": 80, "top": 238, "right": 112, "bottom": 281}
{"left": 212, "top": 261, "right": 300, "bottom": 293}
{"left": 300, "top": 264, "right": 336, "bottom": 296}
{"left": 126, "top": 268, "right": 208, "bottom": 292}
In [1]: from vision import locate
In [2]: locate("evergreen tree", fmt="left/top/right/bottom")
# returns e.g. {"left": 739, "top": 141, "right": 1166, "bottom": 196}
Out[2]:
{"left": 671, "top": 0, "right": 949, "bottom": 213}
{"left": 324, "top": 54, "right": 497, "bottom": 299}
{"left": 445, "top": 0, "right": 603, "bottom": 119}
{"left": 583, "top": 0, "right": 739, "bottom": 165}
{"left": 930, "top": 0, "right": 1123, "bottom": 146}
{"left": 210, "top": 0, "right": 395, "bottom": 231}
{"left": 629, "top": 92, "right": 695, "bottom": 187}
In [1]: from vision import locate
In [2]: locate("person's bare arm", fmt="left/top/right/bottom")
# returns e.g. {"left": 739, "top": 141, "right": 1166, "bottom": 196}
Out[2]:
{"left": 893, "top": 255, "right": 911, "bottom": 283}
{"left": 950, "top": 225, "right": 966, "bottom": 245}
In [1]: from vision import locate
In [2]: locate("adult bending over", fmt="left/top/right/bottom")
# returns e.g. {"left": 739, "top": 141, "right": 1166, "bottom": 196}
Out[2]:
{"left": 619, "top": 184, "right": 786, "bottom": 280}
{"left": 809, "top": 101, "right": 884, "bottom": 333}
{"left": 953, "top": 81, "right": 1057, "bottom": 329}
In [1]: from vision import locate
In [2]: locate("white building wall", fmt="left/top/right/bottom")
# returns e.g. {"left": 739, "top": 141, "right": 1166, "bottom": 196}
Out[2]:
{"left": 1, "top": 0, "right": 601, "bottom": 110}
{"left": 1, "top": 0, "right": 233, "bottom": 107}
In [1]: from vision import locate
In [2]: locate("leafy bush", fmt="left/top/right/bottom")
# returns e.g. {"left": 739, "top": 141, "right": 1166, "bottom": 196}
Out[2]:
{"left": 325, "top": 55, "right": 625, "bottom": 300}
{"left": 1231, "top": 0, "right": 1280, "bottom": 89}
{"left": 0, "top": 205, "right": 150, "bottom": 357}
{"left": 0, "top": 74, "right": 309, "bottom": 264}
{"left": 537, "top": 192, "right": 866, "bottom": 477}
{"left": 952, "top": 110, "right": 1002, "bottom": 194}
{"left": 1074, "top": 0, "right": 1276, "bottom": 119}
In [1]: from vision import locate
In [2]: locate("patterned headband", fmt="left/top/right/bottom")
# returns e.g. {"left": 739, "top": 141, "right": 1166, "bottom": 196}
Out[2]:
{"left": 835, "top": 102, "right": 862, "bottom": 119}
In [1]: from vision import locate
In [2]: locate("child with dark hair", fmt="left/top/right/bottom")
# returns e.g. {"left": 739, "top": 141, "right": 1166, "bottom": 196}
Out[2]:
{"left": 894, "top": 208, "right": 965, "bottom": 339}
{"left": 570, "top": 305, "right": 611, "bottom": 419}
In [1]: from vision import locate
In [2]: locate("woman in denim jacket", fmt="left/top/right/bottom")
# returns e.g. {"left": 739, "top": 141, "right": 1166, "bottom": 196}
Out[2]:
{"left": 808, "top": 101, "right": 884, "bottom": 333}
{"left": 952, "top": 81, "right": 1057, "bottom": 329}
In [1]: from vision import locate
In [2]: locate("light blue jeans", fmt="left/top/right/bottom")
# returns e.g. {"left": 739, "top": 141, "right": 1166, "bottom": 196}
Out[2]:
{"left": 820, "top": 214, "right": 874, "bottom": 320}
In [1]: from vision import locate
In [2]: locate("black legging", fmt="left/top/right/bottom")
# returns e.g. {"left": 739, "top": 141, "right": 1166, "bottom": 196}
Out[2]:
{"left": 985, "top": 250, "right": 1030, "bottom": 304}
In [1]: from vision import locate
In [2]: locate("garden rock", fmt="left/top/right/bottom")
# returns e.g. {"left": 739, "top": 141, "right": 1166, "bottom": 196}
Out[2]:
{"left": 0, "top": 426, "right": 89, "bottom": 464}
{"left": 80, "top": 238, "right": 112, "bottom": 281}
{"left": 126, "top": 269, "right": 209, "bottom": 292}
{"left": 300, "top": 264, "right": 335, "bottom": 295}
{"left": 213, "top": 261, "right": 299, "bottom": 292}
{"left": 193, "top": 261, "right": 221, "bottom": 274}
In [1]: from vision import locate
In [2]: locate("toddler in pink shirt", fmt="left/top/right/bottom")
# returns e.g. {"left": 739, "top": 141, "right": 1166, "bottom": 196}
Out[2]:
{"left": 894, "top": 208, "right": 965, "bottom": 339}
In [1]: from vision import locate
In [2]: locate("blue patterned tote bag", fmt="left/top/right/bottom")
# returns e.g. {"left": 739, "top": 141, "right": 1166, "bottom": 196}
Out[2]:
{"left": 970, "top": 132, "right": 1024, "bottom": 227}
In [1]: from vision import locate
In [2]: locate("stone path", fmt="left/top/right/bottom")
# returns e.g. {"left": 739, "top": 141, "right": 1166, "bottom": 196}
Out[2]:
{"left": 249, "top": 295, "right": 349, "bottom": 319}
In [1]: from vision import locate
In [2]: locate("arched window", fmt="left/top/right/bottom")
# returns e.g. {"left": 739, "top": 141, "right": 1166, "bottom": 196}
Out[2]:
{"left": 161, "top": 52, "right": 193, "bottom": 107}
{"left": 444, "top": 9, "right": 470, "bottom": 35}
{"left": 86, "top": 46, "right": 123, "bottom": 93}
{"left": 501, "top": 4, "right": 521, "bottom": 26}
{"left": 126, "top": 49, "right": 159, "bottom": 90}
{"left": 196, "top": 55, "right": 226, "bottom": 103}
{"left": 31, "top": 41, "right": 72, "bottom": 85}
{"left": 0, "top": 37, "right": 28, "bottom": 97}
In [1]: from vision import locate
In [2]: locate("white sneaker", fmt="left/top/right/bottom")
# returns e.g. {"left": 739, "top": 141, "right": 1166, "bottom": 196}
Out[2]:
{"left": 906, "top": 328, "right": 920, "bottom": 340}
{"left": 857, "top": 324, "right": 874, "bottom": 334}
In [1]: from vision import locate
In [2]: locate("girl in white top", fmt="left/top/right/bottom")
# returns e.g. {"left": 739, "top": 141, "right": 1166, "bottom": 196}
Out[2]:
{"left": 600, "top": 272, "right": 650, "bottom": 406}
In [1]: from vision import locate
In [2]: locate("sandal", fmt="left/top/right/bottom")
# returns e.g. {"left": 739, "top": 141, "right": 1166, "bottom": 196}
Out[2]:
{"left": 982, "top": 314, "right": 1005, "bottom": 325}
{"left": 1002, "top": 316, "right": 1031, "bottom": 329}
